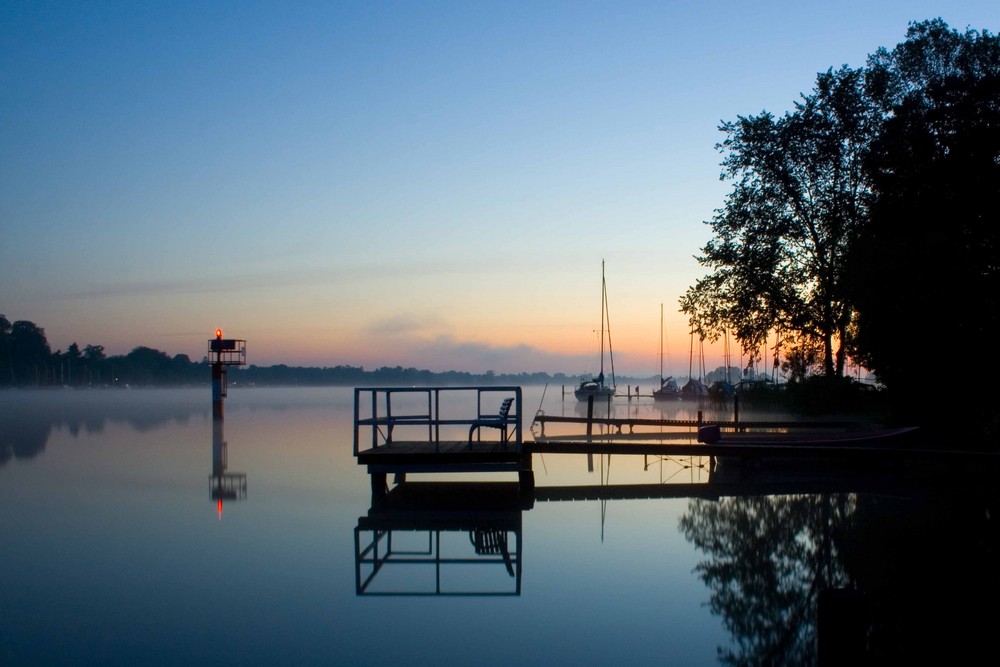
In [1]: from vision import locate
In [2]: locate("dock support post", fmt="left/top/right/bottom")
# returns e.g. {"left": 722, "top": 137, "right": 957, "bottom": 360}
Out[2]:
{"left": 586, "top": 395, "right": 594, "bottom": 437}
{"left": 586, "top": 395, "right": 594, "bottom": 473}
{"left": 734, "top": 395, "right": 740, "bottom": 432}
{"left": 519, "top": 452, "right": 535, "bottom": 508}
{"left": 519, "top": 452, "right": 534, "bottom": 491}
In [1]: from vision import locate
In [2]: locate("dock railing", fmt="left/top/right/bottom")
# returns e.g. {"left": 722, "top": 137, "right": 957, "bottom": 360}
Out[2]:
{"left": 353, "top": 386, "right": 523, "bottom": 455}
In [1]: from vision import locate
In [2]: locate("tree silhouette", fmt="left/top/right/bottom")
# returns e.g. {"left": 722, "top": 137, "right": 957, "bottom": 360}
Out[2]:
{"left": 684, "top": 19, "right": 999, "bottom": 399}
{"left": 0, "top": 314, "right": 12, "bottom": 384}
{"left": 683, "top": 65, "right": 878, "bottom": 379}
{"left": 849, "top": 20, "right": 1000, "bottom": 439}
{"left": 10, "top": 320, "right": 52, "bottom": 385}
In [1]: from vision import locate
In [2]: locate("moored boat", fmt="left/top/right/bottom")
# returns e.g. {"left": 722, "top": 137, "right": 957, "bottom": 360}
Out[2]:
{"left": 652, "top": 303, "right": 681, "bottom": 401}
{"left": 681, "top": 377, "right": 708, "bottom": 399}
{"left": 709, "top": 380, "right": 735, "bottom": 400}
{"left": 653, "top": 376, "right": 681, "bottom": 400}
{"left": 575, "top": 260, "right": 616, "bottom": 402}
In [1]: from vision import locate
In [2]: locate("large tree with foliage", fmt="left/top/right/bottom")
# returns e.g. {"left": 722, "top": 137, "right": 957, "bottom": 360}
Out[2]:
{"left": 684, "top": 19, "right": 998, "bottom": 391}
{"left": 848, "top": 20, "right": 1000, "bottom": 438}
{"left": 10, "top": 320, "right": 52, "bottom": 385}
{"left": 683, "top": 64, "right": 878, "bottom": 379}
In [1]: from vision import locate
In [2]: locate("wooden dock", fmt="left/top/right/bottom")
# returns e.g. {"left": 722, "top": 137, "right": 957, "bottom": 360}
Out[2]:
{"left": 354, "top": 386, "right": 533, "bottom": 492}
{"left": 357, "top": 439, "right": 529, "bottom": 476}
{"left": 355, "top": 386, "right": 998, "bottom": 492}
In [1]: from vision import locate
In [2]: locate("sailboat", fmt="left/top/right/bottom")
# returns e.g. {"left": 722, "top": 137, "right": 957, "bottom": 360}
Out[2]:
{"left": 681, "top": 329, "right": 708, "bottom": 399}
{"left": 709, "top": 329, "right": 735, "bottom": 399}
{"left": 652, "top": 303, "right": 681, "bottom": 401}
{"left": 575, "top": 260, "right": 616, "bottom": 402}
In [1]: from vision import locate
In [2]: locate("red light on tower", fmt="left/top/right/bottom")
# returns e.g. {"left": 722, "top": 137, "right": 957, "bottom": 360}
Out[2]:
{"left": 216, "top": 328, "right": 223, "bottom": 339}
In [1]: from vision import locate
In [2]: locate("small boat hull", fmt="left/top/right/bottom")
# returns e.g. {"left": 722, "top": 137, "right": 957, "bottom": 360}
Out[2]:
{"left": 652, "top": 390, "right": 681, "bottom": 401}
{"left": 574, "top": 382, "right": 615, "bottom": 402}
{"left": 681, "top": 378, "right": 708, "bottom": 399}
{"left": 653, "top": 376, "right": 681, "bottom": 401}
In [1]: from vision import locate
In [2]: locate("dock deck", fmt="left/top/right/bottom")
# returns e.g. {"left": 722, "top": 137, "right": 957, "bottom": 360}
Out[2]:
{"left": 356, "top": 439, "right": 525, "bottom": 469}
{"left": 355, "top": 387, "right": 997, "bottom": 491}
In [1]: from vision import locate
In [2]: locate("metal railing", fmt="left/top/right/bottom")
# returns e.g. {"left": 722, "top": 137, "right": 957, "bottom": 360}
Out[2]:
{"left": 353, "top": 386, "right": 523, "bottom": 455}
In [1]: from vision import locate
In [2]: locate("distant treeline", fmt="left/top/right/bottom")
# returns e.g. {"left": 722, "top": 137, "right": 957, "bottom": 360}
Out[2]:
{"left": 0, "top": 313, "right": 650, "bottom": 388}
{"left": 230, "top": 365, "right": 581, "bottom": 387}
{"left": 0, "top": 313, "right": 808, "bottom": 390}
{"left": 0, "top": 315, "right": 202, "bottom": 387}
{"left": 229, "top": 364, "right": 748, "bottom": 388}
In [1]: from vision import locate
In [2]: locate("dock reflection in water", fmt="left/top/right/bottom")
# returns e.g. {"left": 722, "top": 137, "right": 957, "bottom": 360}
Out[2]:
{"left": 5, "top": 387, "right": 999, "bottom": 665}
{"left": 355, "top": 482, "right": 527, "bottom": 596}
{"left": 355, "top": 450, "right": 999, "bottom": 665}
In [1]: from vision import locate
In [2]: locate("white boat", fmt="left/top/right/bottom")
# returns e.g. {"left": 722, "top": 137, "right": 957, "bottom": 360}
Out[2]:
{"left": 575, "top": 261, "right": 616, "bottom": 402}
{"left": 652, "top": 303, "right": 681, "bottom": 401}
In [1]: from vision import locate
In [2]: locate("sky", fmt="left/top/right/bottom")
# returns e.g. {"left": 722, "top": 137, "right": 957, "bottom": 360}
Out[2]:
{"left": 3, "top": 1, "right": 997, "bottom": 379}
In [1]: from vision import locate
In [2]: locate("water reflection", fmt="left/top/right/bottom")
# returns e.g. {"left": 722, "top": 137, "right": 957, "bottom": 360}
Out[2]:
{"left": 356, "top": 454, "right": 999, "bottom": 664}
{"left": 210, "top": 416, "right": 247, "bottom": 517}
{"left": 680, "top": 464, "right": 999, "bottom": 665}
{"left": 355, "top": 482, "right": 527, "bottom": 596}
{"left": 4, "top": 386, "right": 997, "bottom": 665}
{"left": 0, "top": 388, "right": 209, "bottom": 466}
{"left": 0, "top": 409, "right": 49, "bottom": 464}
{"left": 681, "top": 493, "right": 851, "bottom": 665}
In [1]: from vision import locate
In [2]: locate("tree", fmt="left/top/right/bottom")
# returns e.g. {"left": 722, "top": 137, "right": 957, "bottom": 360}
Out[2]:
{"left": 64, "top": 342, "right": 82, "bottom": 385}
{"left": 121, "top": 346, "right": 174, "bottom": 385}
{"left": 685, "top": 18, "right": 999, "bottom": 396}
{"left": 81, "top": 344, "right": 107, "bottom": 385}
{"left": 683, "top": 65, "right": 878, "bottom": 378}
{"left": 0, "top": 314, "right": 11, "bottom": 385}
{"left": 83, "top": 344, "right": 106, "bottom": 363}
{"left": 10, "top": 320, "right": 51, "bottom": 385}
{"left": 848, "top": 20, "right": 1000, "bottom": 438}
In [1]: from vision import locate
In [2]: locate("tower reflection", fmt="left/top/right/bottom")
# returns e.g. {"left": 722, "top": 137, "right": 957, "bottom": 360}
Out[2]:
{"left": 355, "top": 482, "right": 528, "bottom": 596}
{"left": 209, "top": 417, "right": 246, "bottom": 518}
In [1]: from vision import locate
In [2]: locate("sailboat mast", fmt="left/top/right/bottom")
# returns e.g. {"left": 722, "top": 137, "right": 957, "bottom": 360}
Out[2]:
{"left": 599, "top": 260, "right": 606, "bottom": 378}
{"left": 659, "top": 303, "right": 664, "bottom": 383}
{"left": 688, "top": 329, "right": 694, "bottom": 379}
{"left": 604, "top": 265, "right": 615, "bottom": 386}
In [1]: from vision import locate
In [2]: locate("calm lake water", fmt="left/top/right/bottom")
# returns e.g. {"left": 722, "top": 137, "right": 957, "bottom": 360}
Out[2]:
{"left": 1, "top": 385, "right": 995, "bottom": 666}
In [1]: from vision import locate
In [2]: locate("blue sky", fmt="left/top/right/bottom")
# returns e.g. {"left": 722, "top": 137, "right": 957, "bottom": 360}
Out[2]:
{"left": 2, "top": 1, "right": 997, "bottom": 377}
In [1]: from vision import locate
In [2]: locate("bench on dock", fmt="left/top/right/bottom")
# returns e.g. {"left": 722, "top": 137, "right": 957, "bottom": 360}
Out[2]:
{"left": 469, "top": 397, "right": 515, "bottom": 447}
